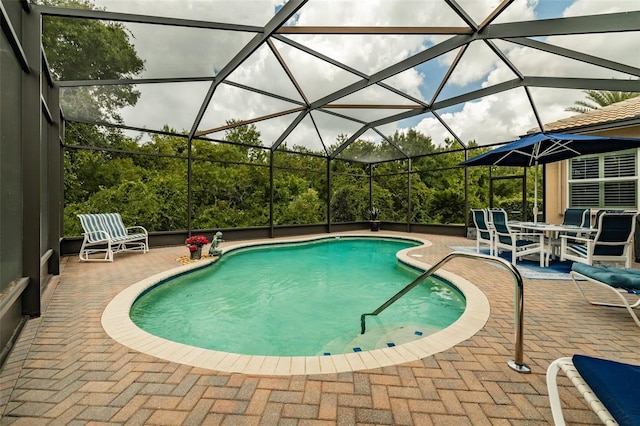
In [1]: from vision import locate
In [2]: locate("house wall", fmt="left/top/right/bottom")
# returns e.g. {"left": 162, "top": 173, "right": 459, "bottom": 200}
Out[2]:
{"left": 545, "top": 162, "right": 565, "bottom": 225}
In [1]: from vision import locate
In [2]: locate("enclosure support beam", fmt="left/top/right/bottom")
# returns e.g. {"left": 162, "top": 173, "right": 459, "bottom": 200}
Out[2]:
{"left": 464, "top": 153, "right": 469, "bottom": 234}
{"left": 269, "top": 152, "right": 274, "bottom": 238}
{"left": 21, "top": 6, "right": 42, "bottom": 317}
{"left": 46, "top": 79, "right": 61, "bottom": 275}
{"left": 369, "top": 165, "right": 373, "bottom": 214}
{"left": 186, "top": 136, "right": 193, "bottom": 236}
{"left": 326, "top": 158, "right": 331, "bottom": 233}
{"left": 407, "top": 159, "right": 412, "bottom": 233}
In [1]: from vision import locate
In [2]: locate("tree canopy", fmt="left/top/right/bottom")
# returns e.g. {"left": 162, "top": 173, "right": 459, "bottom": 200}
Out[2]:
{"left": 41, "top": 0, "right": 145, "bottom": 122}
{"left": 61, "top": 120, "right": 538, "bottom": 236}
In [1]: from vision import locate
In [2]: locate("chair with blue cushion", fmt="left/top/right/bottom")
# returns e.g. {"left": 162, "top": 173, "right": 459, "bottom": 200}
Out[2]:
{"left": 471, "top": 208, "right": 494, "bottom": 256}
{"left": 593, "top": 209, "right": 624, "bottom": 229}
{"left": 549, "top": 208, "right": 592, "bottom": 255}
{"left": 490, "top": 209, "right": 545, "bottom": 267}
{"left": 547, "top": 354, "right": 640, "bottom": 426}
{"left": 562, "top": 207, "right": 591, "bottom": 228}
{"left": 570, "top": 263, "right": 640, "bottom": 327}
{"left": 580, "top": 208, "right": 592, "bottom": 228}
{"left": 560, "top": 212, "right": 637, "bottom": 268}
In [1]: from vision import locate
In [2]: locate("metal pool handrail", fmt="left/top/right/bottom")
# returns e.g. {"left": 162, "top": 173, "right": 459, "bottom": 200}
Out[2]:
{"left": 359, "top": 251, "right": 531, "bottom": 374}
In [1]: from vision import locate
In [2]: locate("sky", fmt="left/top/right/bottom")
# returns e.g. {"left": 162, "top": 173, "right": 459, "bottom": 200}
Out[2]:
{"left": 77, "top": 0, "right": 640, "bottom": 155}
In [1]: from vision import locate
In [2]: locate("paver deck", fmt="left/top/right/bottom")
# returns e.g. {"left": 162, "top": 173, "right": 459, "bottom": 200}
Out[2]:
{"left": 1, "top": 231, "right": 639, "bottom": 425}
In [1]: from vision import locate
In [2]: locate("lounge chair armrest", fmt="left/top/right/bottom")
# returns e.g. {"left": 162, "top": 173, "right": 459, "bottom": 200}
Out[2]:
{"left": 126, "top": 225, "right": 148, "bottom": 235}
{"left": 83, "top": 229, "right": 111, "bottom": 241}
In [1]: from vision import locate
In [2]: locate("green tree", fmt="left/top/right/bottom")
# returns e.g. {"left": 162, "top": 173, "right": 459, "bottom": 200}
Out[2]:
{"left": 280, "top": 188, "right": 323, "bottom": 225}
{"left": 388, "top": 129, "right": 438, "bottom": 157}
{"left": 41, "top": 0, "right": 144, "bottom": 122}
{"left": 429, "top": 189, "right": 466, "bottom": 224}
{"left": 44, "top": 0, "right": 149, "bottom": 234}
{"left": 62, "top": 133, "right": 191, "bottom": 235}
{"left": 191, "top": 124, "right": 271, "bottom": 229}
{"left": 566, "top": 90, "right": 639, "bottom": 114}
{"left": 409, "top": 178, "right": 434, "bottom": 223}
{"left": 330, "top": 181, "right": 369, "bottom": 222}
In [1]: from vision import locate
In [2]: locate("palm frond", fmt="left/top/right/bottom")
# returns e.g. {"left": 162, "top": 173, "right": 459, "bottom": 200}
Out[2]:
{"left": 567, "top": 90, "right": 639, "bottom": 113}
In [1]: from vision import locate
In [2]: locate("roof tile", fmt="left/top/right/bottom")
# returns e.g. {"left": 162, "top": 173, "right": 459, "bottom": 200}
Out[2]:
{"left": 543, "top": 96, "right": 640, "bottom": 132}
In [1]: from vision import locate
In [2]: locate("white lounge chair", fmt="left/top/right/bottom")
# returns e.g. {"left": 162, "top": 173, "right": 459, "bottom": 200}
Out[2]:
{"left": 547, "top": 354, "right": 640, "bottom": 426}
{"left": 78, "top": 213, "right": 148, "bottom": 262}
{"left": 570, "top": 263, "right": 640, "bottom": 327}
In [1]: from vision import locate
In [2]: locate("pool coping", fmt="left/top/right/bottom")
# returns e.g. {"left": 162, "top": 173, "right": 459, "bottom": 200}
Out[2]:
{"left": 101, "top": 232, "right": 490, "bottom": 376}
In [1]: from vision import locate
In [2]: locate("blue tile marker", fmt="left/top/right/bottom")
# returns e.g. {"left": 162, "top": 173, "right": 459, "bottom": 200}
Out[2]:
{"left": 386, "top": 342, "right": 396, "bottom": 347}
{"left": 353, "top": 347, "right": 362, "bottom": 352}
{"left": 323, "top": 352, "right": 331, "bottom": 356}
{"left": 414, "top": 331, "right": 423, "bottom": 336}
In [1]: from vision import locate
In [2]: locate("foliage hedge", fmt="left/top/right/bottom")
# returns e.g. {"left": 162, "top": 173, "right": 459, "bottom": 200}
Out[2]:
{"left": 63, "top": 123, "right": 542, "bottom": 236}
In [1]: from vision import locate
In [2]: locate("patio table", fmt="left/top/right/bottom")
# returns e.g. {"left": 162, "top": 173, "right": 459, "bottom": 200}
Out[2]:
{"left": 508, "top": 222, "right": 596, "bottom": 267}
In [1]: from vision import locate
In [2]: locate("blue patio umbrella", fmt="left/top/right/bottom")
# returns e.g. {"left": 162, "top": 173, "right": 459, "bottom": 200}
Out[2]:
{"left": 459, "top": 132, "right": 640, "bottom": 221}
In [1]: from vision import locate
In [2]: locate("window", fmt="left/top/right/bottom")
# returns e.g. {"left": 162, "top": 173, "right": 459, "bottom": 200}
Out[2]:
{"left": 568, "top": 149, "right": 638, "bottom": 209}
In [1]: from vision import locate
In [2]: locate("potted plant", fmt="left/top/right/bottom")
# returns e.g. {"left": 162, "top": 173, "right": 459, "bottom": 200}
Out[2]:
{"left": 369, "top": 207, "right": 381, "bottom": 231}
{"left": 185, "top": 235, "right": 209, "bottom": 260}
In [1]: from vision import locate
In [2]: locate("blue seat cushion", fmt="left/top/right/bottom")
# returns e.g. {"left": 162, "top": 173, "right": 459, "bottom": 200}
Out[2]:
{"left": 573, "top": 355, "right": 640, "bottom": 426}
{"left": 497, "top": 237, "right": 538, "bottom": 247}
{"left": 572, "top": 263, "right": 640, "bottom": 290}
{"left": 515, "top": 239, "right": 537, "bottom": 247}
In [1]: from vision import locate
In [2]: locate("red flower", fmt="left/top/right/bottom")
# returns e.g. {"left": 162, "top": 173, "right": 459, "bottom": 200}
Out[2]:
{"left": 185, "top": 235, "right": 209, "bottom": 246}
{"left": 188, "top": 244, "right": 198, "bottom": 252}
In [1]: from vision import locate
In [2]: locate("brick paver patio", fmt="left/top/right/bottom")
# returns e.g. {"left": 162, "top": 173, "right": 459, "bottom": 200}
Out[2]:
{"left": 1, "top": 232, "right": 639, "bottom": 425}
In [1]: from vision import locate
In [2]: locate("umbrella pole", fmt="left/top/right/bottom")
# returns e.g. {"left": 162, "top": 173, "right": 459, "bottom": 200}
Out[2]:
{"left": 533, "top": 163, "right": 538, "bottom": 223}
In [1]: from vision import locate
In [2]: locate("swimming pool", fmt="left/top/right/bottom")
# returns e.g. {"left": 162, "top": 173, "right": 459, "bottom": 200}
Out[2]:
{"left": 130, "top": 237, "right": 466, "bottom": 356}
{"left": 102, "top": 232, "right": 490, "bottom": 375}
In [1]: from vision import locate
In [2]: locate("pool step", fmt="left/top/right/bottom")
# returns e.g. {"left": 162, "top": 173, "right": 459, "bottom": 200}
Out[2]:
{"left": 318, "top": 323, "right": 441, "bottom": 356}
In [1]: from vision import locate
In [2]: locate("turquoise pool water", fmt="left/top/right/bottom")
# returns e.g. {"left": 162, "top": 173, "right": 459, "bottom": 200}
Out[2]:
{"left": 130, "top": 237, "right": 466, "bottom": 356}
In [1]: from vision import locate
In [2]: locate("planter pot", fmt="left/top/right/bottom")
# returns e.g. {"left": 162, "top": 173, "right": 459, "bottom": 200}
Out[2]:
{"left": 190, "top": 246, "right": 202, "bottom": 260}
{"left": 370, "top": 220, "right": 381, "bottom": 231}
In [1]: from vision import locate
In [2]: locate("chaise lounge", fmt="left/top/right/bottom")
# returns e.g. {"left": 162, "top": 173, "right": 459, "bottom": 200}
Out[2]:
{"left": 569, "top": 263, "right": 640, "bottom": 327}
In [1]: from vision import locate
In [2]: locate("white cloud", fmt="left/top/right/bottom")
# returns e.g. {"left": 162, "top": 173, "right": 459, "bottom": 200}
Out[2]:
{"left": 440, "top": 41, "right": 504, "bottom": 87}
{"left": 563, "top": 0, "right": 638, "bottom": 16}
{"left": 414, "top": 89, "right": 537, "bottom": 145}
{"left": 383, "top": 68, "right": 424, "bottom": 99}
{"left": 118, "top": 81, "right": 211, "bottom": 132}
